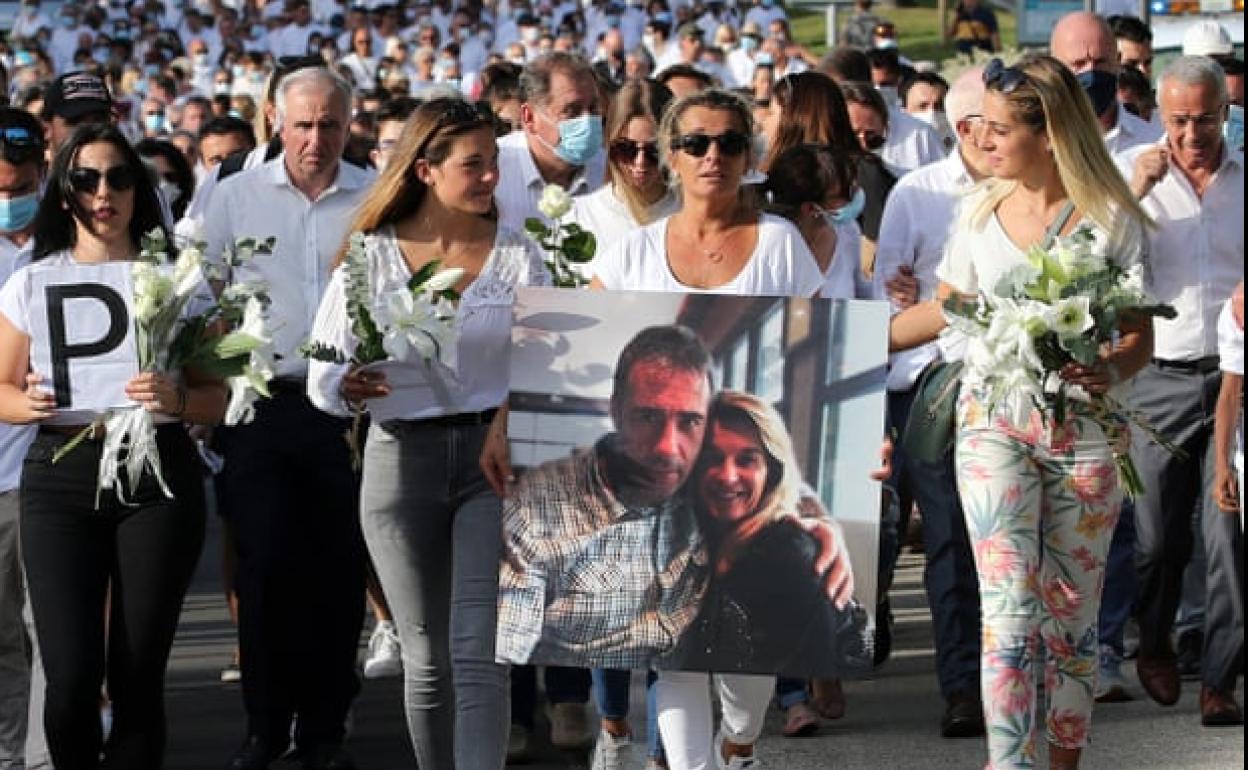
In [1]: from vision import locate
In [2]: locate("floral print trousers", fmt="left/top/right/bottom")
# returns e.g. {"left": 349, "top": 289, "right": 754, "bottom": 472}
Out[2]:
{"left": 955, "top": 390, "right": 1123, "bottom": 770}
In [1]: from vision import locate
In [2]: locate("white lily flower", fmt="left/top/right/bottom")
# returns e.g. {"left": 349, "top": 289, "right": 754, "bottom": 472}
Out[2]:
{"left": 1051, "top": 295, "right": 1094, "bottom": 338}
{"left": 423, "top": 266, "right": 466, "bottom": 292}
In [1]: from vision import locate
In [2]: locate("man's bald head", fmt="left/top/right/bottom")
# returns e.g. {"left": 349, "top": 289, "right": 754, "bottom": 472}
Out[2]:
{"left": 1050, "top": 11, "right": 1118, "bottom": 75}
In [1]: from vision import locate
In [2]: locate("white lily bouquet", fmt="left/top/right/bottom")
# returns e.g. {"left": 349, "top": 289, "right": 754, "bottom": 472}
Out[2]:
{"left": 299, "top": 231, "right": 464, "bottom": 466}
{"left": 55, "top": 229, "right": 278, "bottom": 504}
{"left": 942, "top": 223, "right": 1180, "bottom": 495}
{"left": 525, "top": 184, "right": 596, "bottom": 288}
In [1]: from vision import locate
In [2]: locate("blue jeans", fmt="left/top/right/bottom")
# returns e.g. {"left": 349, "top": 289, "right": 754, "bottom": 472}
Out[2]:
{"left": 591, "top": 669, "right": 665, "bottom": 761}
{"left": 362, "top": 417, "right": 509, "bottom": 770}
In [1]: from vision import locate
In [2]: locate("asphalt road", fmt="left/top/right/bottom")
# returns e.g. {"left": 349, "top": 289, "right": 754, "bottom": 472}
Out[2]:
{"left": 161, "top": 514, "right": 1244, "bottom": 770}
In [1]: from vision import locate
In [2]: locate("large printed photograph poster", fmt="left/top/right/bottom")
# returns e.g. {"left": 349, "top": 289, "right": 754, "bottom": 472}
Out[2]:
{"left": 496, "top": 288, "right": 889, "bottom": 679}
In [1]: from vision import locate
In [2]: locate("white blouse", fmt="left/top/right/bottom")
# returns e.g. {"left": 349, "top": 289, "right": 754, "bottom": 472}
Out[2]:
{"left": 306, "top": 225, "right": 550, "bottom": 421}
{"left": 592, "top": 212, "right": 824, "bottom": 297}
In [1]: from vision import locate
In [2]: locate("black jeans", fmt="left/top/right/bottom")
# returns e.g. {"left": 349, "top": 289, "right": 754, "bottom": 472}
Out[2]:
{"left": 20, "top": 425, "right": 205, "bottom": 770}
{"left": 214, "top": 391, "right": 365, "bottom": 748}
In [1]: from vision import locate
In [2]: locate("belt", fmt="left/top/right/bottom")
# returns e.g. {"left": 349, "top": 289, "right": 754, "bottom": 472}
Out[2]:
{"left": 414, "top": 407, "right": 499, "bottom": 429}
{"left": 1152, "top": 356, "right": 1220, "bottom": 374}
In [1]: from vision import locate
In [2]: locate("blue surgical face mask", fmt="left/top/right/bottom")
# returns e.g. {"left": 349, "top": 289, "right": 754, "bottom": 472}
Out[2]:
{"left": 541, "top": 111, "right": 603, "bottom": 166}
{"left": 819, "top": 187, "right": 866, "bottom": 226}
{"left": 1224, "top": 104, "right": 1244, "bottom": 151}
{"left": 145, "top": 113, "right": 167, "bottom": 132}
{"left": 0, "top": 192, "right": 39, "bottom": 233}
{"left": 740, "top": 36, "right": 758, "bottom": 53}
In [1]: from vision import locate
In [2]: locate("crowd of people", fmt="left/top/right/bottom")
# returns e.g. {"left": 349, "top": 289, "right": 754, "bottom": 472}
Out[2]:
{"left": 0, "top": 1, "right": 1243, "bottom": 770}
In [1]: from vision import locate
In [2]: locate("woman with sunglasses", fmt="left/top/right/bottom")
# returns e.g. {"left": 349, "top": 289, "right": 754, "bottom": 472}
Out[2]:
{"left": 591, "top": 88, "right": 823, "bottom": 770}
{"left": 889, "top": 55, "right": 1152, "bottom": 770}
{"left": 305, "top": 97, "right": 547, "bottom": 770}
{"left": 0, "top": 124, "right": 225, "bottom": 768}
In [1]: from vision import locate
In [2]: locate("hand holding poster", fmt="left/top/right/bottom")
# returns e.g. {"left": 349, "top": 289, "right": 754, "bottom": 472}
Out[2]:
{"left": 497, "top": 288, "right": 889, "bottom": 679}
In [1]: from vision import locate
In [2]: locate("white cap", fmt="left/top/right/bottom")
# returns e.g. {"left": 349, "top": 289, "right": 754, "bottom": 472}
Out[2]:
{"left": 1182, "top": 20, "right": 1233, "bottom": 58}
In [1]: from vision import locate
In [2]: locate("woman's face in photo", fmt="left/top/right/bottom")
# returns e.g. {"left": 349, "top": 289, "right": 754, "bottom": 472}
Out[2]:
{"left": 610, "top": 116, "right": 661, "bottom": 193}
{"left": 698, "top": 418, "right": 769, "bottom": 528}
{"left": 424, "top": 125, "right": 500, "bottom": 216}
{"left": 69, "top": 141, "right": 135, "bottom": 243}
{"left": 978, "top": 90, "right": 1049, "bottom": 180}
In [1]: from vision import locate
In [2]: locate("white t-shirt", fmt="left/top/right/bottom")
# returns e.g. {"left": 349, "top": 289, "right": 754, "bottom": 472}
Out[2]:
{"left": 819, "top": 220, "right": 862, "bottom": 301}
{"left": 593, "top": 212, "right": 823, "bottom": 297}
{"left": 572, "top": 184, "right": 680, "bottom": 281}
{"left": 306, "top": 225, "right": 550, "bottom": 421}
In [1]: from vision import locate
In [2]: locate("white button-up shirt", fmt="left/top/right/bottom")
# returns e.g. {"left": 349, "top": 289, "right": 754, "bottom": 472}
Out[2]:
{"left": 1117, "top": 142, "right": 1244, "bottom": 361}
{"left": 881, "top": 109, "right": 946, "bottom": 177}
{"left": 203, "top": 156, "right": 375, "bottom": 378}
{"left": 1104, "top": 103, "right": 1164, "bottom": 156}
{"left": 874, "top": 149, "right": 977, "bottom": 390}
{"left": 495, "top": 130, "right": 605, "bottom": 235}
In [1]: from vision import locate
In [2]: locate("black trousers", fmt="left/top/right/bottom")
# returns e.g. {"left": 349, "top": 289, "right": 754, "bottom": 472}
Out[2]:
{"left": 215, "top": 391, "right": 366, "bottom": 748}
{"left": 20, "top": 425, "right": 206, "bottom": 770}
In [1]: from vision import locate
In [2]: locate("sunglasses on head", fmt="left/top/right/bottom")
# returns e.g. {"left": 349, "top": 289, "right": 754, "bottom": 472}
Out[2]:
{"left": 67, "top": 165, "right": 137, "bottom": 194}
{"left": 609, "top": 139, "right": 660, "bottom": 165}
{"left": 983, "top": 58, "right": 1028, "bottom": 95}
{"left": 671, "top": 131, "right": 750, "bottom": 158}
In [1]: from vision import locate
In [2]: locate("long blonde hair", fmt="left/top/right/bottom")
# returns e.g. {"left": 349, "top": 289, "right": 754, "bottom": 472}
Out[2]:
{"left": 973, "top": 54, "right": 1151, "bottom": 248}
{"left": 335, "top": 97, "right": 494, "bottom": 267}
{"left": 605, "top": 79, "right": 674, "bottom": 225}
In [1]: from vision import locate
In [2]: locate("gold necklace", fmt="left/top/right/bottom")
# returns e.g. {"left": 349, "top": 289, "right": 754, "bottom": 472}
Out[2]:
{"left": 697, "top": 225, "right": 737, "bottom": 263}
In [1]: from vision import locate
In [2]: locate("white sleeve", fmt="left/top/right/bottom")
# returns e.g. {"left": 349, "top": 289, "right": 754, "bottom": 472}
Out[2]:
{"left": 1219, "top": 300, "right": 1244, "bottom": 376}
{"left": 935, "top": 203, "right": 979, "bottom": 294}
{"left": 201, "top": 177, "right": 234, "bottom": 276}
{"left": 305, "top": 265, "right": 355, "bottom": 418}
{"left": 786, "top": 226, "right": 825, "bottom": 298}
{"left": 590, "top": 234, "right": 627, "bottom": 290}
{"left": 872, "top": 190, "right": 914, "bottom": 307}
{"left": 0, "top": 266, "right": 31, "bottom": 336}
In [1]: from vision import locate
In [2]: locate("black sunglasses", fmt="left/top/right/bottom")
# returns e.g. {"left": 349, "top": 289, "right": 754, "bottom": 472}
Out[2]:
{"left": 671, "top": 131, "right": 751, "bottom": 158}
{"left": 983, "top": 58, "right": 1028, "bottom": 95}
{"left": 609, "top": 139, "right": 660, "bottom": 165}
{"left": 67, "top": 165, "right": 138, "bottom": 194}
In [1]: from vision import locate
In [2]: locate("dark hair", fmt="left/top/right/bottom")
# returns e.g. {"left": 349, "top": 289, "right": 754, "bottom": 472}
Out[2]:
{"left": 820, "top": 46, "right": 871, "bottom": 84}
{"left": 764, "top": 72, "right": 860, "bottom": 172}
{"left": 375, "top": 96, "right": 420, "bottom": 126}
{"left": 1214, "top": 55, "right": 1245, "bottom": 77}
{"left": 865, "top": 48, "right": 901, "bottom": 79}
{"left": 613, "top": 325, "right": 711, "bottom": 405}
{"left": 200, "top": 115, "right": 257, "bottom": 147}
{"left": 480, "top": 62, "right": 523, "bottom": 104}
{"left": 764, "top": 144, "right": 858, "bottom": 221}
{"left": 0, "top": 107, "right": 46, "bottom": 167}
{"left": 136, "top": 138, "right": 196, "bottom": 219}
{"left": 656, "top": 64, "right": 713, "bottom": 89}
{"left": 33, "top": 124, "right": 170, "bottom": 261}
{"left": 840, "top": 80, "right": 889, "bottom": 127}
{"left": 1117, "top": 66, "right": 1153, "bottom": 100}
{"left": 899, "top": 71, "right": 949, "bottom": 109}
{"left": 1107, "top": 14, "right": 1152, "bottom": 44}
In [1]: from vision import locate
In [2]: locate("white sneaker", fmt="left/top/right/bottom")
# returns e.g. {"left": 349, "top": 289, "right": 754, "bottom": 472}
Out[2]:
{"left": 547, "top": 701, "right": 592, "bottom": 750}
{"left": 363, "top": 621, "right": 402, "bottom": 679}
{"left": 714, "top": 728, "right": 760, "bottom": 770}
{"left": 589, "top": 727, "right": 636, "bottom": 770}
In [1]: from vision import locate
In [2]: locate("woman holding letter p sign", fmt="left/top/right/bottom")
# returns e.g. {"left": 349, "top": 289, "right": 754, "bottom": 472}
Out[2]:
{"left": 0, "top": 124, "right": 226, "bottom": 769}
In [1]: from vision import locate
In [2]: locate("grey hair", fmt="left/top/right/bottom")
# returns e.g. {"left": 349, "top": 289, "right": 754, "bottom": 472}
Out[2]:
{"left": 274, "top": 67, "right": 353, "bottom": 130}
{"left": 1159, "top": 55, "right": 1229, "bottom": 107}
{"left": 519, "top": 51, "right": 596, "bottom": 106}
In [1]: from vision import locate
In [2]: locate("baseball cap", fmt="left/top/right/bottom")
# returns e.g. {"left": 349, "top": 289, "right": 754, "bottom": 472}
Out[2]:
{"left": 1183, "top": 20, "right": 1234, "bottom": 57}
{"left": 42, "top": 72, "right": 113, "bottom": 121}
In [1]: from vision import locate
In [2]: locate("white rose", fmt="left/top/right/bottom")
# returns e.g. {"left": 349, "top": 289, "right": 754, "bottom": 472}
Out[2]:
{"left": 537, "top": 184, "right": 572, "bottom": 219}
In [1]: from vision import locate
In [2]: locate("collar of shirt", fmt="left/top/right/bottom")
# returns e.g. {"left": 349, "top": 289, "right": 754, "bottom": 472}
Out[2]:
{"left": 504, "top": 130, "right": 601, "bottom": 197}
{"left": 266, "top": 153, "right": 372, "bottom": 198}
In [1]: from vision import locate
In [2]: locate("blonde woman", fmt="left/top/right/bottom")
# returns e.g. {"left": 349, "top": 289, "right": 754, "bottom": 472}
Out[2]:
{"left": 890, "top": 55, "right": 1153, "bottom": 770}
{"left": 306, "top": 97, "right": 547, "bottom": 769}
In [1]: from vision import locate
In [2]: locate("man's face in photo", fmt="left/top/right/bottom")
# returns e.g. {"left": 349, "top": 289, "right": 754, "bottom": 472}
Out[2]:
{"left": 611, "top": 358, "right": 710, "bottom": 504}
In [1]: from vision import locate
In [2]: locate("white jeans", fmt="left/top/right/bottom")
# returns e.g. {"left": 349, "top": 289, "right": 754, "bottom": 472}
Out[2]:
{"left": 654, "top": 671, "right": 776, "bottom": 770}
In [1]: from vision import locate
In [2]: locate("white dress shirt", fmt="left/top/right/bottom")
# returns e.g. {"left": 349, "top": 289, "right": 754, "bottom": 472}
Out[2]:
{"left": 306, "top": 225, "right": 550, "bottom": 420}
{"left": 881, "top": 109, "right": 946, "bottom": 177}
{"left": 203, "top": 156, "right": 376, "bottom": 379}
{"left": 1104, "top": 103, "right": 1164, "bottom": 157}
{"left": 0, "top": 236, "right": 35, "bottom": 493}
{"left": 1117, "top": 143, "right": 1245, "bottom": 361}
{"left": 874, "top": 150, "right": 977, "bottom": 390}
{"left": 494, "top": 130, "right": 606, "bottom": 236}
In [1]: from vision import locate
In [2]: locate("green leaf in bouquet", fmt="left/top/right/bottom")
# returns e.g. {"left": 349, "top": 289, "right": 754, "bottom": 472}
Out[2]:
{"left": 408, "top": 258, "right": 444, "bottom": 291}
{"left": 941, "top": 293, "right": 979, "bottom": 321}
{"left": 213, "top": 331, "right": 263, "bottom": 361}
{"left": 561, "top": 222, "right": 583, "bottom": 236}
{"left": 1061, "top": 335, "right": 1099, "bottom": 367}
{"left": 298, "top": 341, "right": 348, "bottom": 364}
{"left": 524, "top": 218, "right": 548, "bottom": 237}
{"left": 195, "top": 352, "right": 251, "bottom": 379}
{"left": 563, "top": 231, "right": 596, "bottom": 262}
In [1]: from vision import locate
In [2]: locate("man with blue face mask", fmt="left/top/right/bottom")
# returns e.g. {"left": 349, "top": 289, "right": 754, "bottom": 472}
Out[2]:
{"left": 0, "top": 107, "right": 49, "bottom": 770}
{"left": 496, "top": 51, "right": 605, "bottom": 756}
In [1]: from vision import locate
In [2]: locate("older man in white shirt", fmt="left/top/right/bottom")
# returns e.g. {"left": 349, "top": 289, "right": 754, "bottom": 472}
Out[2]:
{"left": 1119, "top": 55, "right": 1245, "bottom": 728}
{"left": 204, "top": 67, "right": 375, "bottom": 770}
{"left": 874, "top": 67, "right": 990, "bottom": 740}
{"left": 496, "top": 52, "right": 606, "bottom": 234}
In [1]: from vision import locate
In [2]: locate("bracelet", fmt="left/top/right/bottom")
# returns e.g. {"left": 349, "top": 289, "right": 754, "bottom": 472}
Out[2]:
{"left": 174, "top": 384, "right": 189, "bottom": 417}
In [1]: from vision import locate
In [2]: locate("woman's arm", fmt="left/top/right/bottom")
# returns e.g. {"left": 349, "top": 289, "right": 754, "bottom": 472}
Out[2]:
{"left": 125, "top": 366, "right": 227, "bottom": 425}
{"left": 1213, "top": 372, "right": 1242, "bottom": 513}
{"left": 1059, "top": 315, "right": 1154, "bottom": 394}
{"left": 480, "top": 402, "right": 514, "bottom": 497}
{"left": 888, "top": 281, "right": 961, "bottom": 352}
{"left": 0, "top": 316, "right": 54, "bottom": 424}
